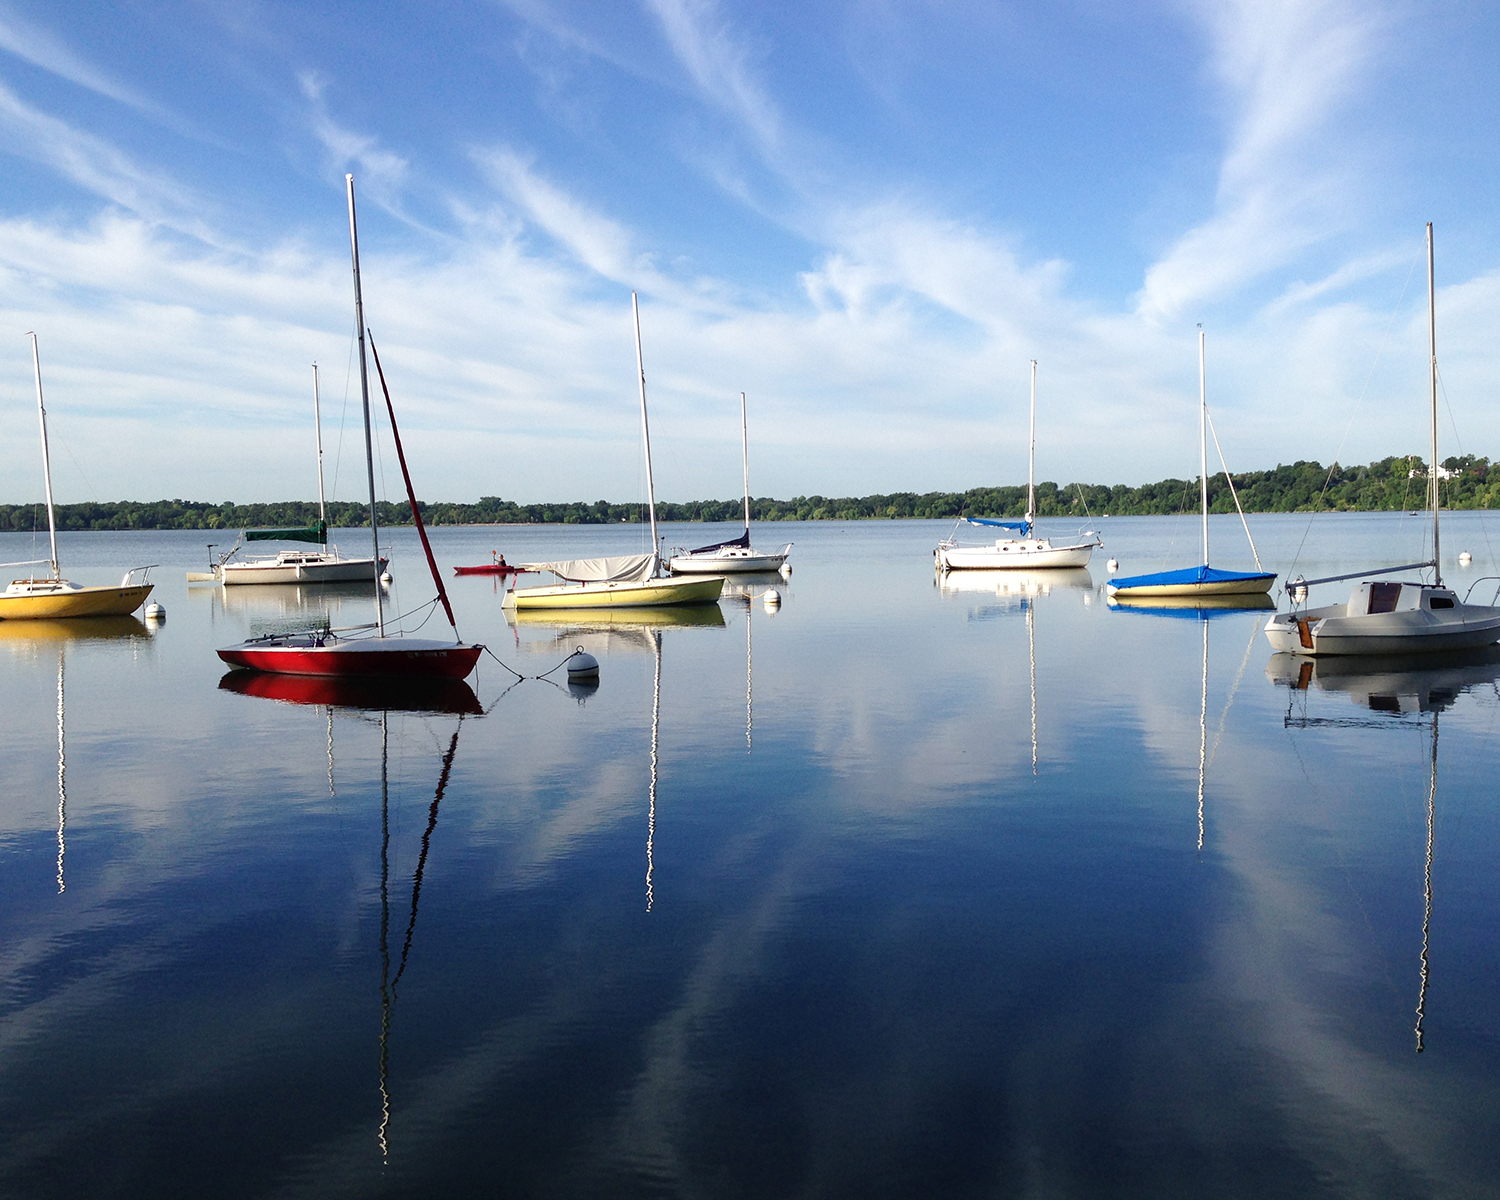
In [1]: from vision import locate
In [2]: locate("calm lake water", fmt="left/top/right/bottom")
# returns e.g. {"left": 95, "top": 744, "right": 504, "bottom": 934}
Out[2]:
{"left": 2, "top": 512, "right": 1500, "bottom": 1198}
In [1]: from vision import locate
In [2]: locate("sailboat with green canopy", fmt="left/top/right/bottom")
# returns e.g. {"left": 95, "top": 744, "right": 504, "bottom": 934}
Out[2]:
{"left": 193, "top": 367, "right": 387, "bottom": 586}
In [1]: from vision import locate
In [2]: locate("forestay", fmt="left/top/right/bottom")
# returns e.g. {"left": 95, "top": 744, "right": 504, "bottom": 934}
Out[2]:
{"left": 520, "top": 553, "right": 656, "bottom": 583}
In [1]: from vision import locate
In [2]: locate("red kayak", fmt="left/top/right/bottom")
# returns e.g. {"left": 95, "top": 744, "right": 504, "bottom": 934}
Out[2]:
{"left": 454, "top": 552, "right": 526, "bottom": 576}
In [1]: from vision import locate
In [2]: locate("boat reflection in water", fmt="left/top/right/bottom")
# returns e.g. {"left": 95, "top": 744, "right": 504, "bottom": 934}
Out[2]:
{"left": 508, "top": 603, "right": 723, "bottom": 703}
{"left": 0, "top": 617, "right": 153, "bottom": 894}
{"left": 1110, "top": 594, "right": 1271, "bottom": 849}
{"left": 217, "top": 670, "right": 482, "bottom": 716}
{"left": 717, "top": 572, "right": 786, "bottom": 604}
{"left": 507, "top": 604, "right": 727, "bottom": 632}
{"left": 507, "top": 607, "right": 702, "bottom": 904}
{"left": 1107, "top": 590, "right": 1275, "bottom": 615}
{"left": 219, "top": 660, "right": 473, "bottom": 1160}
{"left": 937, "top": 566, "right": 1093, "bottom": 600}
{"left": 0, "top": 615, "right": 151, "bottom": 644}
{"left": 1268, "top": 645, "right": 1500, "bottom": 1052}
{"left": 938, "top": 569, "right": 1095, "bottom": 634}
{"left": 205, "top": 580, "right": 384, "bottom": 638}
{"left": 1266, "top": 644, "right": 1500, "bottom": 715}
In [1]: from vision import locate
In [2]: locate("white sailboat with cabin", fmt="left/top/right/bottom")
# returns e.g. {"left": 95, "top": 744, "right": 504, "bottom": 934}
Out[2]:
{"left": 1264, "top": 224, "right": 1500, "bottom": 655}
{"left": 0, "top": 334, "right": 156, "bottom": 621}
{"left": 936, "top": 360, "right": 1101, "bottom": 570}
{"left": 667, "top": 392, "right": 791, "bottom": 574}
{"left": 505, "top": 292, "right": 725, "bottom": 610}
{"left": 194, "top": 363, "right": 386, "bottom": 586}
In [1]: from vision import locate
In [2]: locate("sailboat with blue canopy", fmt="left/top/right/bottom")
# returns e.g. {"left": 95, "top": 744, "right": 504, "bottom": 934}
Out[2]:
{"left": 1107, "top": 329, "right": 1275, "bottom": 600}
{"left": 935, "top": 360, "right": 1102, "bottom": 570}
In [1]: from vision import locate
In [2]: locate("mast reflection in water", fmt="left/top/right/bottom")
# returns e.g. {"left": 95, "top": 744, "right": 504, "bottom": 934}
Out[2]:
{"left": 1270, "top": 645, "right": 1500, "bottom": 1054}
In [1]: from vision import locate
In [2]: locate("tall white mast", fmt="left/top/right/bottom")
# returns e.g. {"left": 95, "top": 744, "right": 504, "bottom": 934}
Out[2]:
{"left": 632, "top": 291, "right": 659, "bottom": 569}
{"left": 346, "top": 173, "right": 384, "bottom": 635}
{"left": 27, "top": 333, "right": 60, "bottom": 579}
{"left": 740, "top": 391, "right": 751, "bottom": 532}
{"left": 1428, "top": 222, "right": 1441, "bottom": 586}
{"left": 1199, "top": 326, "right": 1209, "bottom": 566}
{"left": 312, "top": 362, "right": 327, "bottom": 534}
{"left": 1026, "top": 360, "right": 1037, "bottom": 528}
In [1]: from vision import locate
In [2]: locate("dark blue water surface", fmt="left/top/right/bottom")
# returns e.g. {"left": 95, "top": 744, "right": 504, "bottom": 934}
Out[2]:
{"left": 2, "top": 513, "right": 1500, "bottom": 1198}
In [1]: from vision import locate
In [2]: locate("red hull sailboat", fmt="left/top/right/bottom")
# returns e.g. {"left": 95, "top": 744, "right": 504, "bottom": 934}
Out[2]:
{"left": 217, "top": 635, "right": 480, "bottom": 678}
{"left": 218, "top": 174, "right": 482, "bottom": 681}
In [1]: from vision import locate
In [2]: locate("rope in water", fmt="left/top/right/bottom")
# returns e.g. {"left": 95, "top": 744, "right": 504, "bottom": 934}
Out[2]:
{"left": 481, "top": 644, "right": 588, "bottom": 683}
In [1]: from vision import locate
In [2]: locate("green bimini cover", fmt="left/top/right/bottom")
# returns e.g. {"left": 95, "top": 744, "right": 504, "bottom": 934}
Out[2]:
{"left": 245, "top": 521, "right": 327, "bottom": 544}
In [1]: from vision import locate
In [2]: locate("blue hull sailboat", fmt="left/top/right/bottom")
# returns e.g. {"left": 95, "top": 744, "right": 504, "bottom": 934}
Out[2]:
{"left": 1108, "top": 329, "right": 1275, "bottom": 601}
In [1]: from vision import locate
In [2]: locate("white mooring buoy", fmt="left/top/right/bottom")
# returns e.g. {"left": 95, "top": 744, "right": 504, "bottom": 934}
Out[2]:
{"left": 779, "top": 562, "right": 792, "bottom": 579}
{"left": 566, "top": 649, "right": 600, "bottom": 679}
{"left": 144, "top": 602, "right": 166, "bottom": 622}
{"left": 1106, "top": 558, "right": 1119, "bottom": 574}
{"left": 1459, "top": 550, "right": 1473, "bottom": 566}
{"left": 762, "top": 589, "right": 782, "bottom": 611}
{"left": 379, "top": 571, "right": 393, "bottom": 586}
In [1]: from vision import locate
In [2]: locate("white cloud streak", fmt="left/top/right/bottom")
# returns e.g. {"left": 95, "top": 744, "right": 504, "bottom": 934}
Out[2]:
{"left": 1137, "top": 0, "right": 1384, "bottom": 322}
{"left": 0, "top": 5, "right": 155, "bottom": 113}
{"left": 0, "top": 78, "right": 213, "bottom": 240}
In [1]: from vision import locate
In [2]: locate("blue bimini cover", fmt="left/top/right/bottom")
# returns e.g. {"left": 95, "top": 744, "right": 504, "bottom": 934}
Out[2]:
{"left": 1107, "top": 564, "right": 1276, "bottom": 593}
{"left": 963, "top": 517, "right": 1030, "bottom": 532}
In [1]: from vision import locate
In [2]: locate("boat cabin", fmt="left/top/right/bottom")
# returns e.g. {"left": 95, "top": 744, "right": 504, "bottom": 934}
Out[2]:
{"left": 5, "top": 579, "right": 82, "bottom": 596}
{"left": 1347, "top": 581, "right": 1458, "bottom": 617}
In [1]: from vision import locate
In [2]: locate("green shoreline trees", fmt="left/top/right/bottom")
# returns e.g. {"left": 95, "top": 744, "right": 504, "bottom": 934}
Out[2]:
{"left": 2, "top": 454, "right": 1493, "bottom": 531}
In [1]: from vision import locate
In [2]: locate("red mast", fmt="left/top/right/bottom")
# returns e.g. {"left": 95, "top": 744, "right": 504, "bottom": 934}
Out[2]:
{"left": 368, "top": 336, "right": 459, "bottom": 635}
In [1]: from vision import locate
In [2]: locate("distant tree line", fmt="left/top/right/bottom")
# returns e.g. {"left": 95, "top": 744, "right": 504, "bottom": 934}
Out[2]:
{"left": 2, "top": 454, "right": 1493, "bottom": 532}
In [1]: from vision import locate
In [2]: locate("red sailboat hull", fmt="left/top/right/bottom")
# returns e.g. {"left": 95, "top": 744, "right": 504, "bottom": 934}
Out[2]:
{"left": 217, "top": 636, "right": 482, "bottom": 679}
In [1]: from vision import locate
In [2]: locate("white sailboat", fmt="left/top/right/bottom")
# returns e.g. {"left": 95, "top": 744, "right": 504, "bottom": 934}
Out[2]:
{"left": 199, "top": 364, "right": 386, "bottom": 586}
{"left": 505, "top": 292, "right": 724, "bottom": 610}
{"left": 1265, "top": 224, "right": 1500, "bottom": 655}
{"left": 0, "top": 334, "right": 156, "bottom": 620}
{"left": 667, "top": 391, "right": 791, "bottom": 574}
{"left": 936, "top": 360, "right": 1101, "bottom": 570}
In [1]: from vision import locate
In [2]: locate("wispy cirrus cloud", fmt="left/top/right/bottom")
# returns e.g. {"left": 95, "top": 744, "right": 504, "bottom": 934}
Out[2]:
{"left": 0, "top": 78, "right": 213, "bottom": 240}
{"left": 645, "top": 0, "right": 783, "bottom": 157}
{"left": 472, "top": 144, "right": 743, "bottom": 315}
{"left": 0, "top": 4, "right": 155, "bottom": 113}
{"left": 1136, "top": 0, "right": 1385, "bottom": 322}
{"left": 295, "top": 69, "right": 440, "bottom": 234}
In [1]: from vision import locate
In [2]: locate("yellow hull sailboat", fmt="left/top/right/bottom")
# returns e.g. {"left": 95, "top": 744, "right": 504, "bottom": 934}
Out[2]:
{"left": 2, "top": 334, "right": 154, "bottom": 622}
{"left": 504, "top": 574, "right": 724, "bottom": 611}
{"left": 0, "top": 580, "right": 155, "bottom": 620}
{"left": 504, "top": 292, "right": 725, "bottom": 613}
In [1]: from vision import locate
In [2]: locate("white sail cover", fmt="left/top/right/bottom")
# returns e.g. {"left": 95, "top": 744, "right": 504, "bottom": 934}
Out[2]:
{"left": 519, "top": 553, "right": 656, "bottom": 583}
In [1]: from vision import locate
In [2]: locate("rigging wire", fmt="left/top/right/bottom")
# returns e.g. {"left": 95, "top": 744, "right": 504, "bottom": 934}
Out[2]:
{"left": 1288, "top": 247, "right": 1423, "bottom": 578}
{"left": 1203, "top": 404, "right": 1264, "bottom": 570}
{"left": 1435, "top": 364, "right": 1498, "bottom": 569}
{"left": 330, "top": 316, "right": 357, "bottom": 507}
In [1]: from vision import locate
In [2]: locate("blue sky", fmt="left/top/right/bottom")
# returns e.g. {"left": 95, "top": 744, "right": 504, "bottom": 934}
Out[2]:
{"left": 2, "top": 0, "right": 1500, "bottom": 504}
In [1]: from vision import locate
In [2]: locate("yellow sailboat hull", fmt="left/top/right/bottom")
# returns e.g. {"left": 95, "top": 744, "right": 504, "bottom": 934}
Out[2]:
{"left": 0, "top": 584, "right": 154, "bottom": 620}
{"left": 504, "top": 576, "right": 724, "bottom": 610}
